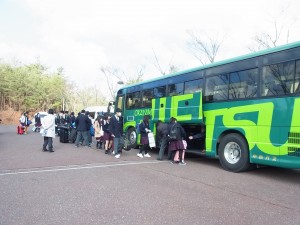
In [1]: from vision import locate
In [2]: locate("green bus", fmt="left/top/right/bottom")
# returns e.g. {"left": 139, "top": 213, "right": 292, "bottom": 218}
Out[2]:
{"left": 113, "top": 41, "right": 300, "bottom": 172}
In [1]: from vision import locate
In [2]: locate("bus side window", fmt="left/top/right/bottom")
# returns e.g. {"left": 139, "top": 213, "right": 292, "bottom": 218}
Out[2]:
{"left": 262, "top": 61, "right": 295, "bottom": 96}
{"left": 154, "top": 86, "right": 166, "bottom": 98}
{"left": 294, "top": 60, "right": 300, "bottom": 93}
{"left": 204, "top": 77, "right": 216, "bottom": 101}
{"left": 168, "top": 83, "right": 184, "bottom": 96}
{"left": 142, "top": 89, "right": 153, "bottom": 107}
{"left": 213, "top": 74, "right": 228, "bottom": 101}
{"left": 126, "top": 93, "right": 133, "bottom": 109}
{"left": 125, "top": 91, "right": 140, "bottom": 109}
{"left": 184, "top": 79, "right": 203, "bottom": 94}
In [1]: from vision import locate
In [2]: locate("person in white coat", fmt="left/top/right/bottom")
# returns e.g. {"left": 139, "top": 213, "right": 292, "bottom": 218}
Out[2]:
{"left": 42, "top": 108, "right": 56, "bottom": 152}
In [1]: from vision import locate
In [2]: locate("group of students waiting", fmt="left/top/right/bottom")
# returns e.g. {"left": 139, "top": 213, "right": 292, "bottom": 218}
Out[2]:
{"left": 74, "top": 108, "right": 124, "bottom": 159}
{"left": 40, "top": 107, "right": 205, "bottom": 166}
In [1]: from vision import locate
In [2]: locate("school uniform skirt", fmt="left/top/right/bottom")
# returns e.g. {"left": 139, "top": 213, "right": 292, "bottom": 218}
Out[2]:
{"left": 103, "top": 132, "right": 113, "bottom": 141}
{"left": 140, "top": 135, "right": 149, "bottom": 145}
{"left": 169, "top": 140, "right": 185, "bottom": 151}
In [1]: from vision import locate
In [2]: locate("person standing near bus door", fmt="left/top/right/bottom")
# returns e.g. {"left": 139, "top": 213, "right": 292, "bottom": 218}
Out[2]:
{"left": 103, "top": 114, "right": 113, "bottom": 154}
{"left": 109, "top": 108, "right": 123, "bottom": 159}
{"left": 168, "top": 117, "right": 186, "bottom": 165}
{"left": 137, "top": 115, "right": 152, "bottom": 158}
{"left": 41, "top": 109, "right": 56, "bottom": 152}
{"left": 156, "top": 120, "right": 169, "bottom": 160}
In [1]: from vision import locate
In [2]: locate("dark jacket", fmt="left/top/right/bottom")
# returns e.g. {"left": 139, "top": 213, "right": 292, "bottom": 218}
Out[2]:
{"left": 108, "top": 115, "right": 123, "bottom": 138}
{"left": 156, "top": 122, "right": 169, "bottom": 139}
{"left": 103, "top": 120, "right": 110, "bottom": 133}
{"left": 168, "top": 122, "right": 186, "bottom": 141}
{"left": 75, "top": 113, "right": 92, "bottom": 131}
{"left": 139, "top": 121, "right": 150, "bottom": 139}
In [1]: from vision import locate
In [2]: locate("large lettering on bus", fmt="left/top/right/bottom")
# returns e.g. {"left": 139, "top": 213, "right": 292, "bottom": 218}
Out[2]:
{"left": 204, "top": 98, "right": 300, "bottom": 157}
{"left": 152, "top": 92, "right": 203, "bottom": 123}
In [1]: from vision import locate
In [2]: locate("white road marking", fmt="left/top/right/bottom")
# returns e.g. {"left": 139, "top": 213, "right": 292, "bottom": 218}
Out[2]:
{"left": 0, "top": 161, "right": 165, "bottom": 176}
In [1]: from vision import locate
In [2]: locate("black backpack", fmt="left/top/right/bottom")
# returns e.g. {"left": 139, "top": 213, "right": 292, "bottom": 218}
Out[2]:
{"left": 169, "top": 124, "right": 179, "bottom": 141}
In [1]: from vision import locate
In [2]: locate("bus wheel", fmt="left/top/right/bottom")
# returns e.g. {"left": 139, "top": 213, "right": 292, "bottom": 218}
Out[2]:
{"left": 127, "top": 127, "right": 137, "bottom": 149}
{"left": 218, "top": 133, "right": 251, "bottom": 172}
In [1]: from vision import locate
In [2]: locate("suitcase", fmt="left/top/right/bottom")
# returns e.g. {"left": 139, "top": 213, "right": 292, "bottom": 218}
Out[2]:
{"left": 17, "top": 125, "right": 24, "bottom": 135}
{"left": 68, "top": 128, "right": 77, "bottom": 143}
{"left": 59, "top": 128, "right": 69, "bottom": 143}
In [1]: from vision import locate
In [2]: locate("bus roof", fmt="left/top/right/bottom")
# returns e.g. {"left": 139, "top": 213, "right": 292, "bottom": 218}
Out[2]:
{"left": 120, "top": 41, "right": 300, "bottom": 90}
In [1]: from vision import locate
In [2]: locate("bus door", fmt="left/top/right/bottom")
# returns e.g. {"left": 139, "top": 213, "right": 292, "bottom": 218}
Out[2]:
{"left": 116, "top": 95, "right": 124, "bottom": 114}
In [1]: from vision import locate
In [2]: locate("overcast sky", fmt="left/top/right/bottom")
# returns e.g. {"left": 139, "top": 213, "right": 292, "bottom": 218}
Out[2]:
{"left": 0, "top": 0, "right": 299, "bottom": 97}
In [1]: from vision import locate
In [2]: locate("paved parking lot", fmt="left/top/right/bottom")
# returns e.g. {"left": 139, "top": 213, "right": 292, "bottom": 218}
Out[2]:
{"left": 0, "top": 125, "right": 300, "bottom": 225}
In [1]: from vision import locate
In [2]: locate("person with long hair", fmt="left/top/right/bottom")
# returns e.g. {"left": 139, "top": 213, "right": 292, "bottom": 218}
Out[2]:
{"left": 94, "top": 116, "right": 104, "bottom": 149}
{"left": 137, "top": 115, "right": 151, "bottom": 158}
{"left": 103, "top": 113, "right": 113, "bottom": 154}
{"left": 168, "top": 117, "right": 186, "bottom": 165}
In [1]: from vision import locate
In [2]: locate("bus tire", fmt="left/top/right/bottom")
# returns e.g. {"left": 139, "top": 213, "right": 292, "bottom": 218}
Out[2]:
{"left": 218, "top": 133, "right": 252, "bottom": 172}
{"left": 127, "top": 127, "right": 137, "bottom": 149}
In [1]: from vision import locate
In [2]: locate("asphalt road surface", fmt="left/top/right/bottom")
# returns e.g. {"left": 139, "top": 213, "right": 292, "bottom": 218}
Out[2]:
{"left": 0, "top": 125, "right": 300, "bottom": 225}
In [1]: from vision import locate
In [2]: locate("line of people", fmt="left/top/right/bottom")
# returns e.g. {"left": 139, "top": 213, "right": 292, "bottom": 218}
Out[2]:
{"left": 40, "top": 107, "right": 205, "bottom": 166}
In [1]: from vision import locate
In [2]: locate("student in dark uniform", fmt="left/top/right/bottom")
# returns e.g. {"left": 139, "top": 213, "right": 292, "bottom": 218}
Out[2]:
{"left": 168, "top": 117, "right": 186, "bottom": 165}
{"left": 137, "top": 115, "right": 152, "bottom": 158}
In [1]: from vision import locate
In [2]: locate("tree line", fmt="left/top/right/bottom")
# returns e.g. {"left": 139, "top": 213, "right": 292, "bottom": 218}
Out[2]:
{"left": 0, "top": 62, "right": 107, "bottom": 113}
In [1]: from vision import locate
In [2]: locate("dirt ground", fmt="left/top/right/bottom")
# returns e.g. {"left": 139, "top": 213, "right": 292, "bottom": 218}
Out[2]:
{"left": 0, "top": 110, "right": 34, "bottom": 125}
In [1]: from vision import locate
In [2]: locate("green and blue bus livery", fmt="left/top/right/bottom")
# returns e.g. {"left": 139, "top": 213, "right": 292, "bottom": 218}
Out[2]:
{"left": 112, "top": 41, "right": 300, "bottom": 172}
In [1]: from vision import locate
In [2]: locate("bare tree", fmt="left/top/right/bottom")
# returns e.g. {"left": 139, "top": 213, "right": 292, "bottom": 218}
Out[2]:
{"left": 152, "top": 49, "right": 180, "bottom": 75}
{"left": 249, "top": 6, "right": 297, "bottom": 51}
{"left": 187, "top": 31, "right": 225, "bottom": 65}
{"left": 100, "top": 66, "right": 145, "bottom": 100}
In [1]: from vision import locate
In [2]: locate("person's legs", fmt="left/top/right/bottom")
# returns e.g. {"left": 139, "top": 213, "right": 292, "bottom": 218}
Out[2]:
{"left": 82, "top": 131, "right": 89, "bottom": 147}
{"left": 178, "top": 149, "right": 183, "bottom": 162}
{"left": 182, "top": 150, "right": 185, "bottom": 162}
{"left": 75, "top": 131, "right": 83, "bottom": 146}
{"left": 113, "top": 137, "right": 120, "bottom": 156}
{"left": 174, "top": 150, "right": 179, "bottom": 161}
{"left": 167, "top": 150, "right": 172, "bottom": 160}
{"left": 87, "top": 131, "right": 92, "bottom": 145}
{"left": 48, "top": 137, "right": 54, "bottom": 152}
{"left": 179, "top": 149, "right": 186, "bottom": 165}
{"left": 139, "top": 144, "right": 146, "bottom": 154}
{"left": 43, "top": 137, "right": 48, "bottom": 151}
{"left": 157, "top": 137, "right": 167, "bottom": 160}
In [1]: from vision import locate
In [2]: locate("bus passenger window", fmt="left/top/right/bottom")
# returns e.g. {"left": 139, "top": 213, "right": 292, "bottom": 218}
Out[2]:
{"left": 205, "top": 75, "right": 228, "bottom": 101}
{"left": 294, "top": 60, "right": 300, "bottom": 93}
{"left": 168, "top": 83, "right": 184, "bottom": 96}
{"left": 229, "top": 68, "right": 258, "bottom": 99}
{"left": 184, "top": 79, "right": 203, "bottom": 94}
{"left": 142, "top": 89, "right": 153, "bottom": 107}
{"left": 125, "top": 91, "right": 140, "bottom": 109}
{"left": 154, "top": 86, "right": 166, "bottom": 98}
{"left": 126, "top": 93, "right": 133, "bottom": 109}
{"left": 261, "top": 61, "right": 294, "bottom": 96}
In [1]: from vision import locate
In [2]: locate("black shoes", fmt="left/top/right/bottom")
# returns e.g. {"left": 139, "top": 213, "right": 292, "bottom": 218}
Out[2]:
{"left": 42, "top": 148, "right": 54, "bottom": 152}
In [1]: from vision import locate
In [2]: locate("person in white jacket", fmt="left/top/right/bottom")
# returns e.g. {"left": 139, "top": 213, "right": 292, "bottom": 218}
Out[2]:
{"left": 42, "top": 109, "right": 56, "bottom": 152}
